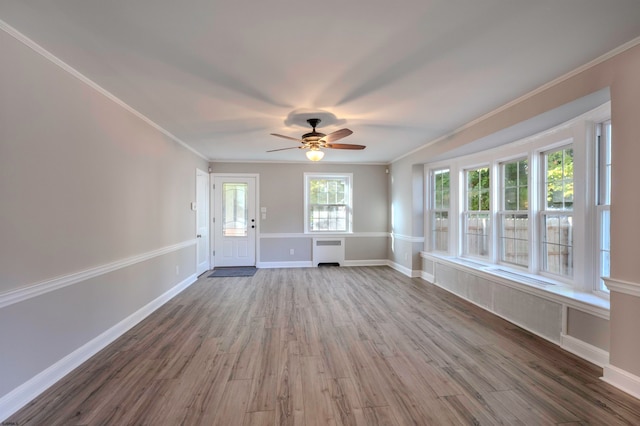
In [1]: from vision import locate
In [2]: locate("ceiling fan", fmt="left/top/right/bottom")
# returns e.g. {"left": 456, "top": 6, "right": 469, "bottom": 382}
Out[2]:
{"left": 268, "top": 118, "right": 365, "bottom": 161}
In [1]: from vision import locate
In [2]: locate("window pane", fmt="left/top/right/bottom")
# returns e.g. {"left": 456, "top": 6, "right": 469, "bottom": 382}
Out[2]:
{"left": 600, "top": 209, "right": 611, "bottom": 291}
{"left": 467, "top": 167, "right": 489, "bottom": 211}
{"left": 503, "top": 159, "right": 528, "bottom": 210}
{"left": 464, "top": 213, "right": 490, "bottom": 257}
{"left": 310, "top": 179, "right": 346, "bottom": 205}
{"left": 505, "top": 162, "right": 517, "bottom": 186}
{"left": 442, "top": 189, "right": 450, "bottom": 209}
{"left": 542, "top": 215, "right": 573, "bottom": 276}
{"left": 500, "top": 213, "right": 528, "bottom": 267}
{"left": 309, "top": 205, "right": 347, "bottom": 231}
{"left": 546, "top": 148, "right": 573, "bottom": 209}
{"left": 519, "top": 186, "right": 529, "bottom": 210}
{"left": 222, "top": 183, "right": 248, "bottom": 237}
{"left": 504, "top": 187, "right": 517, "bottom": 210}
{"left": 433, "top": 211, "right": 448, "bottom": 252}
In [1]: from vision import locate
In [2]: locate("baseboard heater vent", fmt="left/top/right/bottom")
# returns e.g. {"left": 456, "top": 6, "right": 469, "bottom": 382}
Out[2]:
{"left": 313, "top": 238, "right": 345, "bottom": 267}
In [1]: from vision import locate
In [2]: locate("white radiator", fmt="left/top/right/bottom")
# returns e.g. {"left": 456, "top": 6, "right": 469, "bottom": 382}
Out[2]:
{"left": 312, "top": 238, "right": 345, "bottom": 266}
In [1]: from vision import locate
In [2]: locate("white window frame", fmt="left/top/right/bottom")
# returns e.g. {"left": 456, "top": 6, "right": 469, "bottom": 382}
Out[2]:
{"left": 596, "top": 120, "right": 612, "bottom": 294}
{"left": 498, "top": 157, "right": 529, "bottom": 269}
{"left": 430, "top": 168, "right": 450, "bottom": 253}
{"left": 539, "top": 145, "right": 575, "bottom": 281}
{"left": 462, "top": 165, "right": 491, "bottom": 260}
{"left": 304, "top": 173, "right": 353, "bottom": 234}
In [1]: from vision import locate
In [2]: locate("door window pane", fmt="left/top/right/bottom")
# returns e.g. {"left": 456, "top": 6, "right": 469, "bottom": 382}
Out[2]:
{"left": 223, "top": 183, "right": 248, "bottom": 237}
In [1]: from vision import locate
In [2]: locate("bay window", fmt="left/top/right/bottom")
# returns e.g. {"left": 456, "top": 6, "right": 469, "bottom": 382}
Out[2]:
{"left": 424, "top": 102, "right": 610, "bottom": 297}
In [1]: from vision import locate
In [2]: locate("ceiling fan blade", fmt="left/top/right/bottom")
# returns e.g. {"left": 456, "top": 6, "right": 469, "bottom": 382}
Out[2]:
{"left": 320, "top": 128, "right": 353, "bottom": 143}
{"left": 325, "top": 143, "right": 366, "bottom": 150}
{"left": 270, "top": 133, "right": 303, "bottom": 142}
{"left": 266, "top": 146, "right": 303, "bottom": 152}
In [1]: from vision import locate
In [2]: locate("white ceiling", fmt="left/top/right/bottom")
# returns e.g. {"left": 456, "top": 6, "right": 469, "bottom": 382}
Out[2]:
{"left": 2, "top": 1, "right": 640, "bottom": 164}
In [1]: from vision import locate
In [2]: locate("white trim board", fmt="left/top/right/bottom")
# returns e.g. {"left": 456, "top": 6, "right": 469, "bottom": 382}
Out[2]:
{"left": 0, "top": 240, "right": 197, "bottom": 309}
{"left": 0, "top": 273, "right": 198, "bottom": 422}
{"left": 388, "top": 261, "right": 422, "bottom": 278}
{"left": 256, "top": 259, "right": 389, "bottom": 269}
{"left": 391, "top": 234, "right": 425, "bottom": 243}
{"left": 604, "top": 277, "right": 640, "bottom": 298}
{"left": 602, "top": 365, "right": 640, "bottom": 400}
{"left": 259, "top": 232, "right": 389, "bottom": 239}
{"left": 256, "top": 261, "right": 314, "bottom": 269}
{"left": 560, "top": 334, "right": 609, "bottom": 367}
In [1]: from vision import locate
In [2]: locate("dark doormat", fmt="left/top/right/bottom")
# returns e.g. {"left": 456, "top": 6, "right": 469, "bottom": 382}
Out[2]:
{"left": 208, "top": 267, "right": 257, "bottom": 277}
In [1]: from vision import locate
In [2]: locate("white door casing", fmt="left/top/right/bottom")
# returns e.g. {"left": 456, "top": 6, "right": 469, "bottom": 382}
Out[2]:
{"left": 196, "top": 168, "right": 211, "bottom": 275}
{"left": 213, "top": 175, "right": 257, "bottom": 267}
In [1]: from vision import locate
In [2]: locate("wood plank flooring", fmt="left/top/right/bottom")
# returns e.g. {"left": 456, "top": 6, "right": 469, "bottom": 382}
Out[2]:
{"left": 8, "top": 266, "right": 640, "bottom": 425}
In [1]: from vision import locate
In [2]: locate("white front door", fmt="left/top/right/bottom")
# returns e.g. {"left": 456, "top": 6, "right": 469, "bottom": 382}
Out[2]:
{"left": 196, "top": 168, "right": 210, "bottom": 275}
{"left": 213, "top": 175, "right": 257, "bottom": 267}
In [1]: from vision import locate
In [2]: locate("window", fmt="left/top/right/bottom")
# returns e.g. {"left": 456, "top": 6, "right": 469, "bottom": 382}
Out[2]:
{"left": 499, "top": 158, "right": 529, "bottom": 267}
{"left": 431, "top": 169, "right": 450, "bottom": 252}
{"left": 424, "top": 103, "right": 610, "bottom": 296}
{"left": 540, "top": 146, "right": 574, "bottom": 278}
{"left": 304, "top": 173, "right": 352, "bottom": 233}
{"left": 597, "top": 120, "right": 612, "bottom": 292}
{"left": 463, "top": 166, "right": 490, "bottom": 258}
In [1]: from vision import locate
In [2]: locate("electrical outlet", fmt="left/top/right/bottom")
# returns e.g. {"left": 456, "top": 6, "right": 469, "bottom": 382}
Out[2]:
{"left": 290, "top": 249, "right": 295, "bottom": 255}
{"left": 175, "top": 265, "right": 180, "bottom": 275}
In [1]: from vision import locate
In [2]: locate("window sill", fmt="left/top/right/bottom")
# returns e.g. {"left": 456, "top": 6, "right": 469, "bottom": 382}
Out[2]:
{"left": 421, "top": 252, "right": 610, "bottom": 318}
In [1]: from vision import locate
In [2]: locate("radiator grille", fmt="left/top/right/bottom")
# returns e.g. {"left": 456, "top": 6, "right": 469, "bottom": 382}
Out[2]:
{"left": 312, "top": 238, "right": 345, "bottom": 267}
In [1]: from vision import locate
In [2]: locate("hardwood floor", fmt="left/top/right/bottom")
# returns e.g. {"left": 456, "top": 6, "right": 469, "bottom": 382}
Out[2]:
{"left": 8, "top": 266, "right": 640, "bottom": 425}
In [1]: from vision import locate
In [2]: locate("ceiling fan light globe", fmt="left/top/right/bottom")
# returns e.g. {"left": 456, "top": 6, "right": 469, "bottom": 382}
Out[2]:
{"left": 306, "top": 150, "right": 324, "bottom": 161}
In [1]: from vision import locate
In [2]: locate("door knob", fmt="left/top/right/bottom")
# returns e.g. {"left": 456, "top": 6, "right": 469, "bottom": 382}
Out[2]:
{"left": 197, "top": 234, "right": 202, "bottom": 238}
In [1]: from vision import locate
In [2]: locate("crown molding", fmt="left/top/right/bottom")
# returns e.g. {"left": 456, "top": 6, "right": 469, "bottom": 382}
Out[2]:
{"left": 0, "top": 19, "right": 209, "bottom": 161}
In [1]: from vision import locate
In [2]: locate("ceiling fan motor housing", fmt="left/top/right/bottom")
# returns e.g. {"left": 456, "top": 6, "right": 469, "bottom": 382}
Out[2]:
{"left": 303, "top": 118, "right": 325, "bottom": 140}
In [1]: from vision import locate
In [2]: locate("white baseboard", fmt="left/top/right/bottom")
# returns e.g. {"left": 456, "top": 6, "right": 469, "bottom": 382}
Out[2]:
{"left": 602, "top": 364, "right": 640, "bottom": 400}
{"left": 561, "top": 333, "right": 609, "bottom": 367}
{"left": 342, "top": 259, "right": 388, "bottom": 267}
{"left": 257, "top": 260, "right": 391, "bottom": 269}
{"left": 256, "top": 261, "right": 313, "bottom": 269}
{"left": 0, "top": 273, "right": 197, "bottom": 422}
{"left": 421, "top": 271, "right": 435, "bottom": 283}
{"left": 388, "top": 261, "right": 421, "bottom": 278}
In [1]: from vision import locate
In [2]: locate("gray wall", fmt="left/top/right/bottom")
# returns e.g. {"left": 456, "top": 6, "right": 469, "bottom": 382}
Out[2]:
{"left": 210, "top": 162, "right": 389, "bottom": 264}
{"left": 0, "top": 29, "right": 207, "bottom": 399}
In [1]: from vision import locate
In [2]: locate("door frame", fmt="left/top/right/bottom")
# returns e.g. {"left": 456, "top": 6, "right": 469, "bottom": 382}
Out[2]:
{"left": 210, "top": 173, "right": 260, "bottom": 268}
{"left": 195, "top": 168, "right": 211, "bottom": 275}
